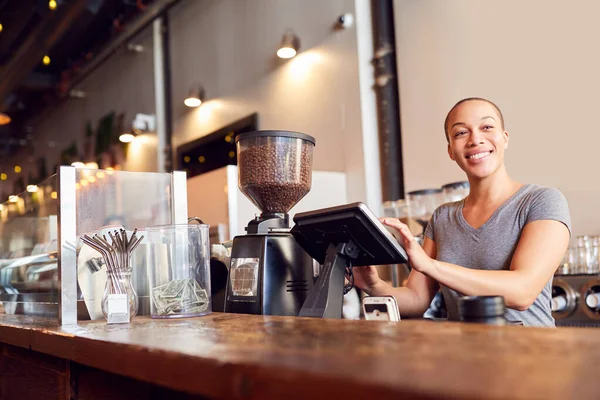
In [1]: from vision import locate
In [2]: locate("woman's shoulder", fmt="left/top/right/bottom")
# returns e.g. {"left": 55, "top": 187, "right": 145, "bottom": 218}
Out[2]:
{"left": 432, "top": 199, "right": 464, "bottom": 220}
{"left": 519, "top": 183, "right": 568, "bottom": 205}
{"left": 519, "top": 183, "right": 571, "bottom": 233}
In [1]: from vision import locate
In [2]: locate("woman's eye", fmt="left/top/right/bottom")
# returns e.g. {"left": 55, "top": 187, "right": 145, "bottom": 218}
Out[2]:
{"left": 454, "top": 131, "right": 467, "bottom": 137}
{"left": 483, "top": 125, "right": 493, "bottom": 130}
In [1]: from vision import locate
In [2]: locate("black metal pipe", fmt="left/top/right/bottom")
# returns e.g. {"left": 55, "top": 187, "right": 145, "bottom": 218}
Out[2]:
{"left": 160, "top": 14, "right": 174, "bottom": 171}
{"left": 371, "top": 0, "right": 405, "bottom": 201}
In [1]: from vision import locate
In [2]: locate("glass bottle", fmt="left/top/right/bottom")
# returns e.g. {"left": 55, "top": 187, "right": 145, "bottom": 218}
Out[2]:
{"left": 101, "top": 269, "right": 139, "bottom": 322}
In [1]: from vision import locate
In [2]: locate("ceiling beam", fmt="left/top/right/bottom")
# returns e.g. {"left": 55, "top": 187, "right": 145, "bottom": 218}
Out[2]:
{"left": 0, "top": 0, "right": 89, "bottom": 110}
{"left": 22, "top": 72, "right": 59, "bottom": 91}
{"left": 67, "top": 0, "right": 180, "bottom": 91}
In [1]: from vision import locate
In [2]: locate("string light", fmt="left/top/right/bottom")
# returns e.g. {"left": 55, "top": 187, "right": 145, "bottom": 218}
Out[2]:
{"left": 51, "top": 191, "right": 58, "bottom": 199}
{"left": 42, "top": 55, "right": 51, "bottom": 65}
{"left": 49, "top": 0, "right": 57, "bottom": 10}
{"left": 0, "top": 24, "right": 3, "bottom": 33}
{"left": 14, "top": 165, "right": 21, "bottom": 173}
{"left": 0, "top": 173, "right": 6, "bottom": 181}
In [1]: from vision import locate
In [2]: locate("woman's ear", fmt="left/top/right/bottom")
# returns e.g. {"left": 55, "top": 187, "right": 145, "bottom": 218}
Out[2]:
{"left": 447, "top": 144, "right": 455, "bottom": 161}
{"left": 503, "top": 130, "right": 509, "bottom": 149}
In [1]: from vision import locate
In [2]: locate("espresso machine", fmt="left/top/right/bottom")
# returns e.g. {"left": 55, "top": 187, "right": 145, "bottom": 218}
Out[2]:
{"left": 224, "top": 130, "right": 316, "bottom": 316}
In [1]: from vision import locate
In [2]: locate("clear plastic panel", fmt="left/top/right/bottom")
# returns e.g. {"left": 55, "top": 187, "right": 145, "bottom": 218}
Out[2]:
{"left": 0, "top": 167, "right": 185, "bottom": 321}
{"left": 75, "top": 168, "right": 173, "bottom": 234}
{"left": 0, "top": 174, "right": 59, "bottom": 316}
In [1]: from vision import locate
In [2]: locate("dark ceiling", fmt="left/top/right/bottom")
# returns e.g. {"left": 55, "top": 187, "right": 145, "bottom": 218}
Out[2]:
{"left": 0, "top": 0, "right": 158, "bottom": 153}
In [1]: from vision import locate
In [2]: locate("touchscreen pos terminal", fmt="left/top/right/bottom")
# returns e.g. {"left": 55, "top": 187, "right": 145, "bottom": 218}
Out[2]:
{"left": 291, "top": 202, "right": 408, "bottom": 318}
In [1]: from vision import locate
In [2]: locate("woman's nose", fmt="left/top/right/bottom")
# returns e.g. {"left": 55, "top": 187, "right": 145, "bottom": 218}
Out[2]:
{"left": 468, "top": 129, "right": 484, "bottom": 146}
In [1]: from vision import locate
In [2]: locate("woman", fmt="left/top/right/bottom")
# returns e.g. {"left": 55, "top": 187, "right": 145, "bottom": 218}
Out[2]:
{"left": 354, "top": 97, "right": 571, "bottom": 326}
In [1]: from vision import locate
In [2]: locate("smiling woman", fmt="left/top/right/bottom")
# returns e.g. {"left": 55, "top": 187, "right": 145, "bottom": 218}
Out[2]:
{"left": 352, "top": 97, "right": 572, "bottom": 327}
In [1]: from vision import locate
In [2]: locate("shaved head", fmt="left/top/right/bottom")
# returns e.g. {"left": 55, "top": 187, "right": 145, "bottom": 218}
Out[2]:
{"left": 444, "top": 97, "right": 505, "bottom": 142}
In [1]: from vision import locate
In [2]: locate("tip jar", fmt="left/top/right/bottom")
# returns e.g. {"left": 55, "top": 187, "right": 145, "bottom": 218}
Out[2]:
{"left": 146, "top": 224, "right": 212, "bottom": 318}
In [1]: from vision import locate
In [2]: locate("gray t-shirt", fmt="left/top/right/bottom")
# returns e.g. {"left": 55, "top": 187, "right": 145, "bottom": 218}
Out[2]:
{"left": 424, "top": 184, "right": 571, "bottom": 327}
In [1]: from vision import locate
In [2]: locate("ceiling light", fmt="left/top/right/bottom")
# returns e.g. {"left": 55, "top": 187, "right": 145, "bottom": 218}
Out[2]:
{"left": 0, "top": 113, "right": 10, "bottom": 125}
{"left": 26, "top": 185, "right": 38, "bottom": 193}
{"left": 184, "top": 85, "right": 205, "bottom": 108}
{"left": 119, "top": 132, "right": 135, "bottom": 143}
{"left": 42, "top": 55, "right": 51, "bottom": 65}
{"left": 49, "top": 0, "right": 57, "bottom": 10}
{"left": 277, "top": 30, "right": 300, "bottom": 59}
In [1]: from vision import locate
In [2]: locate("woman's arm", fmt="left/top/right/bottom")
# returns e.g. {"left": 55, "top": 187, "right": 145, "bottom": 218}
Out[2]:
{"left": 353, "top": 237, "right": 440, "bottom": 317}
{"left": 383, "top": 218, "right": 570, "bottom": 311}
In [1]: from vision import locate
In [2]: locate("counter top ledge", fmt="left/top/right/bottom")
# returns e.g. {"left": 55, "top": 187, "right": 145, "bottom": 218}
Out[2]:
{"left": 0, "top": 313, "right": 597, "bottom": 400}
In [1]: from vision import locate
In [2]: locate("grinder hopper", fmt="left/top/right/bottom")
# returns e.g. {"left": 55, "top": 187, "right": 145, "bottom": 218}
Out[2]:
{"left": 236, "top": 130, "right": 316, "bottom": 232}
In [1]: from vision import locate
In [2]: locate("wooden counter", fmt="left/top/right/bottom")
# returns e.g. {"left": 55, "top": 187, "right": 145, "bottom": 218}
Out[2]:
{"left": 0, "top": 313, "right": 598, "bottom": 399}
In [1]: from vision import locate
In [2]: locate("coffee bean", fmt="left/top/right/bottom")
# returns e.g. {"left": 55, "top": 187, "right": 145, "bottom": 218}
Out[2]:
{"left": 239, "top": 140, "right": 313, "bottom": 213}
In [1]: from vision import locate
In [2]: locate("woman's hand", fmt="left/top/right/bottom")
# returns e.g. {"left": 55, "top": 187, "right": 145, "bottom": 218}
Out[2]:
{"left": 351, "top": 265, "right": 384, "bottom": 295}
{"left": 380, "top": 218, "right": 436, "bottom": 275}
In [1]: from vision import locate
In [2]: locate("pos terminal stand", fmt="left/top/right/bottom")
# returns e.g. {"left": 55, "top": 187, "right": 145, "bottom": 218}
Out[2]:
{"left": 290, "top": 202, "right": 409, "bottom": 318}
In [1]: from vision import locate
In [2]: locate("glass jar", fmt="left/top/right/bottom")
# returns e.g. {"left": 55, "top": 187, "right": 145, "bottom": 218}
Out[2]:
{"left": 441, "top": 181, "right": 470, "bottom": 203}
{"left": 101, "top": 269, "right": 139, "bottom": 323}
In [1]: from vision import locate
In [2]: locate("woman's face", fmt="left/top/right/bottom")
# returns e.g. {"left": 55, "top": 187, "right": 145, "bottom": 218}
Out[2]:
{"left": 446, "top": 100, "right": 509, "bottom": 180}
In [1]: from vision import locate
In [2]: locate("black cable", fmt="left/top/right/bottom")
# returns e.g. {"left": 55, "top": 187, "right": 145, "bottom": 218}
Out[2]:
{"left": 343, "top": 259, "right": 354, "bottom": 295}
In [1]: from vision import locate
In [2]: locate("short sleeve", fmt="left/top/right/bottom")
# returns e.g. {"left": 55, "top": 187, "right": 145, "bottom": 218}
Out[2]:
{"left": 424, "top": 211, "right": 437, "bottom": 241}
{"left": 526, "top": 187, "right": 572, "bottom": 236}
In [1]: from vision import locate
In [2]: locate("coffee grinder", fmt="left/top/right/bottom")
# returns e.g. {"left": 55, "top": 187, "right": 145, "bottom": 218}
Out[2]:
{"left": 224, "top": 130, "right": 316, "bottom": 316}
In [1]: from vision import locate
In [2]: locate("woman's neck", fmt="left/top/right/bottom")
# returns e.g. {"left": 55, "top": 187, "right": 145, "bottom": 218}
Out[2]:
{"left": 465, "top": 166, "right": 522, "bottom": 208}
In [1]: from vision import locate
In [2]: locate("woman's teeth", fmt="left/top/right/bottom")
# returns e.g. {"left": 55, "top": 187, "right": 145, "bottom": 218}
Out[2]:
{"left": 467, "top": 151, "right": 492, "bottom": 159}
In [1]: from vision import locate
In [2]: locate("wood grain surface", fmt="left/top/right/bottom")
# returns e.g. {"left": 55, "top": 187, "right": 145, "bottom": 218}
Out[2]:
{"left": 0, "top": 313, "right": 598, "bottom": 399}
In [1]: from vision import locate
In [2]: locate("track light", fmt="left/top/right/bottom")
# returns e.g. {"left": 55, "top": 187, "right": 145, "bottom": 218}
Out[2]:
{"left": 184, "top": 85, "right": 205, "bottom": 108}
{"left": 277, "top": 30, "right": 300, "bottom": 59}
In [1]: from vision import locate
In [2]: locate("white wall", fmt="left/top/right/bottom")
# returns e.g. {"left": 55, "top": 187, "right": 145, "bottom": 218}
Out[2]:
{"left": 169, "top": 0, "right": 378, "bottom": 208}
{"left": 394, "top": 0, "right": 600, "bottom": 237}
